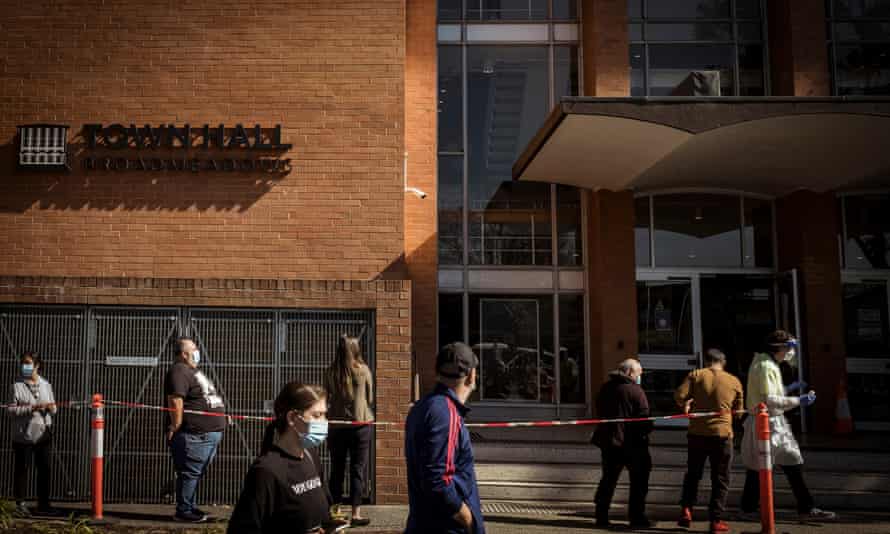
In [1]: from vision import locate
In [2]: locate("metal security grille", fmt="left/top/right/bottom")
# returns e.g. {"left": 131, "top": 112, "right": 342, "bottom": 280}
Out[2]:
{"left": 0, "top": 304, "right": 375, "bottom": 505}
{"left": 17, "top": 125, "right": 69, "bottom": 167}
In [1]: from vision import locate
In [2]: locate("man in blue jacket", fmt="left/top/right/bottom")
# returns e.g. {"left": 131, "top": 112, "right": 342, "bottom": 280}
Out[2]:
{"left": 405, "top": 342, "right": 484, "bottom": 534}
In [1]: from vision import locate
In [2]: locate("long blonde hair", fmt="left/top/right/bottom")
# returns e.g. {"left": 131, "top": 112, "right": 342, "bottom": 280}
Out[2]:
{"left": 326, "top": 335, "right": 364, "bottom": 402}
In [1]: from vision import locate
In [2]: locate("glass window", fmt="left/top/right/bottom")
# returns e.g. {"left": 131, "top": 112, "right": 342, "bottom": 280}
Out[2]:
{"left": 557, "top": 185, "right": 583, "bottom": 266}
{"left": 843, "top": 282, "right": 890, "bottom": 358}
{"left": 552, "top": 0, "right": 578, "bottom": 20}
{"left": 439, "top": 293, "right": 465, "bottom": 346}
{"left": 438, "top": 0, "right": 463, "bottom": 21}
{"left": 637, "top": 280, "right": 694, "bottom": 354}
{"left": 469, "top": 294, "right": 554, "bottom": 402}
{"left": 555, "top": 46, "right": 580, "bottom": 99}
{"left": 559, "top": 294, "right": 586, "bottom": 404}
{"left": 438, "top": 46, "right": 463, "bottom": 153}
{"left": 645, "top": 0, "right": 730, "bottom": 19}
{"left": 635, "top": 196, "right": 651, "bottom": 267}
{"left": 828, "top": 0, "right": 890, "bottom": 95}
{"left": 844, "top": 194, "right": 890, "bottom": 269}
{"left": 743, "top": 197, "right": 774, "bottom": 268}
{"left": 438, "top": 156, "right": 464, "bottom": 265}
{"left": 468, "top": 0, "right": 549, "bottom": 20}
{"left": 631, "top": 0, "right": 766, "bottom": 96}
{"left": 653, "top": 194, "right": 742, "bottom": 267}
{"left": 467, "top": 46, "right": 553, "bottom": 265}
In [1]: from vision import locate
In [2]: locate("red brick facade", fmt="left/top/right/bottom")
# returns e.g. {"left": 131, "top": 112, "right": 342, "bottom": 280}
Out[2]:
{"left": 0, "top": 0, "right": 405, "bottom": 281}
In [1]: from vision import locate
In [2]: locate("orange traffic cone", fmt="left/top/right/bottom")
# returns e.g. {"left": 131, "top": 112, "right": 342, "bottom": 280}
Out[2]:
{"left": 834, "top": 378, "right": 854, "bottom": 435}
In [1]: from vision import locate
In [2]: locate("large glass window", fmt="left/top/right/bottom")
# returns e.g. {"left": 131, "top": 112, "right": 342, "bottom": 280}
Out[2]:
{"left": 636, "top": 193, "right": 774, "bottom": 268}
{"left": 436, "top": 17, "right": 582, "bottom": 267}
{"left": 842, "top": 193, "right": 890, "bottom": 270}
{"left": 827, "top": 0, "right": 890, "bottom": 95}
{"left": 629, "top": 0, "right": 767, "bottom": 96}
{"left": 843, "top": 282, "right": 890, "bottom": 358}
{"left": 439, "top": 293, "right": 465, "bottom": 347}
{"left": 637, "top": 280, "right": 695, "bottom": 355}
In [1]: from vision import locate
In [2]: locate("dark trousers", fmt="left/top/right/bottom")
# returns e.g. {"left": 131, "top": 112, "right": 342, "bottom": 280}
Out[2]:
{"left": 329, "top": 425, "right": 372, "bottom": 507}
{"left": 741, "top": 466, "right": 815, "bottom": 514}
{"left": 13, "top": 434, "right": 53, "bottom": 508}
{"left": 594, "top": 445, "right": 651, "bottom": 522}
{"left": 680, "top": 435, "right": 732, "bottom": 521}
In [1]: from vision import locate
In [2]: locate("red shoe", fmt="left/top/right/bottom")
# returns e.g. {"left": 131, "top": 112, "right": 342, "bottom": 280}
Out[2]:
{"left": 677, "top": 507, "right": 692, "bottom": 528}
{"left": 710, "top": 519, "right": 730, "bottom": 533}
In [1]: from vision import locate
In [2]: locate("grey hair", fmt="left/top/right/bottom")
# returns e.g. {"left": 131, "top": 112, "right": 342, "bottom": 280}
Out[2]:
{"left": 618, "top": 358, "right": 641, "bottom": 375}
{"left": 705, "top": 348, "right": 727, "bottom": 365}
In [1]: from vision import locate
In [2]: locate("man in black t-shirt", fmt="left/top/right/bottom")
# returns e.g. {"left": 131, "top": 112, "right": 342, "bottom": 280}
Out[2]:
{"left": 164, "top": 337, "right": 226, "bottom": 523}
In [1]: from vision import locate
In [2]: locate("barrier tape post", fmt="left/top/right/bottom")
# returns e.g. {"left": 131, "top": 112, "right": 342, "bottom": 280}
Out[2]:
{"left": 91, "top": 394, "right": 104, "bottom": 521}
{"left": 756, "top": 402, "right": 775, "bottom": 534}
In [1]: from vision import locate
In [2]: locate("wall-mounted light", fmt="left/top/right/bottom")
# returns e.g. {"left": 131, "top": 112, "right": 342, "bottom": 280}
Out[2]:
{"left": 17, "top": 124, "right": 69, "bottom": 170}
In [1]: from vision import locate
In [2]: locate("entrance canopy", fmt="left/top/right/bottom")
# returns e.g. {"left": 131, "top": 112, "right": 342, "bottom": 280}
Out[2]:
{"left": 513, "top": 97, "right": 890, "bottom": 196}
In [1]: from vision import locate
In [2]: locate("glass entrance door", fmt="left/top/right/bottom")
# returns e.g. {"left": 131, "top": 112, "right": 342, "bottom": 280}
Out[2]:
{"left": 842, "top": 277, "right": 890, "bottom": 431}
{"left": 637, "top": 274, "right": 701, "bottom": 423}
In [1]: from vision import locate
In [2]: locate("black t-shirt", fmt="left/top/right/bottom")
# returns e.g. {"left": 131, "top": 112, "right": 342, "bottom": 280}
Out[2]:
{"left": 163, "top": 361, "right": 226, "bottom": 434}
{"left": 227, "top": 445, "right": 331, "bottom": 534}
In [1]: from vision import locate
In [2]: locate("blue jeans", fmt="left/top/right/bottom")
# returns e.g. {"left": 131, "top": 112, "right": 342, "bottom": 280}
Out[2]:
{"left": 170, "top": 431, "right": 223, "bottom": 515}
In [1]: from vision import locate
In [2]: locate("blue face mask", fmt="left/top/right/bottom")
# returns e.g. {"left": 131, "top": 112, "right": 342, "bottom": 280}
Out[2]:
{"left": 635, "top": 375, "right": 642, "bottom": 385}
{"left": 21, "top": 364, "right": 34, "bottom": 378}
{"left": 299, "top": 419, "right": 329, "bottom": 449}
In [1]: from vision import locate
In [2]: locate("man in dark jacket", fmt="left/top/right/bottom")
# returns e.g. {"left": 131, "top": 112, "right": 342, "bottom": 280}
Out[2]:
{"left": 591, "top": 358, "right": 654, "bottom": 529}
{"left": 405, "top": 342, "right": 484, "bottom": 534}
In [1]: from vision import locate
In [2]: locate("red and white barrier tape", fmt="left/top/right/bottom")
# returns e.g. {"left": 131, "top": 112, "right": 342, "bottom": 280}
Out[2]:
{"left": 1, "top": 400, "right": 91, "bottom": 410}
{"left": 99, "top": 399, "right": 746, "bottom": 429}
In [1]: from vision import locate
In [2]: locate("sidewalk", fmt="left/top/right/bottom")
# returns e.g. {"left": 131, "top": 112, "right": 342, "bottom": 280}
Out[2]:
{"left": 8, "top": 503, "right": 890, "bottom": 534}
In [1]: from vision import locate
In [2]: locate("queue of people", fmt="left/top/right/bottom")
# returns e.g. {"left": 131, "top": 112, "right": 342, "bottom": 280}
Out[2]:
{"left": 6, "top": 329, "right": 839, "bottom": 534}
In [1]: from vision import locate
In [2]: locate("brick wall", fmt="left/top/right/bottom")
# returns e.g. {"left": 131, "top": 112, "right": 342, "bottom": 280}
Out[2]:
{"left": 0, "top": 275, "right": 412, "bottom": 503}
{"left": 581, "top": 0, "right": 630, "bottom": 97}
{"left": 405, "top": 0, "right": 439, "bottom": 396}
{"left": 776, "top": 191, "right": 846, "bottom": 434}
{"left": 0, "top": 0, "right": 405, "bottom": 281}
{"left": 586, "top": 190, "right": 638, "bottom": 403}
{"left": 768, "top": 0, "right": 831, "bottom": 96}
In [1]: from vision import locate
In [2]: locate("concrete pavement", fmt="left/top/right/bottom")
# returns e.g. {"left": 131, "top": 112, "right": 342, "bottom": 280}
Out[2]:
{"left": 9, "top": 502, "right": 890, "bottom": 533}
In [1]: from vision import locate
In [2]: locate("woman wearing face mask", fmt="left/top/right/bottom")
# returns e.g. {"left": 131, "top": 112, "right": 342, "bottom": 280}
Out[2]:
{"left": 324, "top": 335, "right": 374, "bottom": 527}
{"left": 7, "top": 351, "right": 58, "bottom": 517}
{"left": 228, "top": 381, "right": 332, "bottom": 534}
{"left": 739, "top": 330, "right": 835, "bottom": 522}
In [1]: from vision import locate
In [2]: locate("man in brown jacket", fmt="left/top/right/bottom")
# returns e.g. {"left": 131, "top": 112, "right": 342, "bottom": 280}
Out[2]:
{"left": 674, "top": 349, "right": 744, "bottom": 534}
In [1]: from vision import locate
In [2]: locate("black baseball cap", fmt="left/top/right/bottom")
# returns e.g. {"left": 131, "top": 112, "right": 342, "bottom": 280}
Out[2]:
{"left": 436, "top": 342, "right": 479, "bottom": 379}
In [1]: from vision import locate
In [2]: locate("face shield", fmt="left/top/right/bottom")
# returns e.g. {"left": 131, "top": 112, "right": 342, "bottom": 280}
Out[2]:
{"left": 783, "top": 338, "right": 799, "bottom": 367}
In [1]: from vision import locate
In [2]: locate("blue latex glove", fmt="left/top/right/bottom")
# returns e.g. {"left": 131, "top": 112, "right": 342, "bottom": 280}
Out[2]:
{"left": 799, "top": 391, "right": 816, "bottom": 408}
{"left": 785, "top": 380, "right": 808, "bottom": 394}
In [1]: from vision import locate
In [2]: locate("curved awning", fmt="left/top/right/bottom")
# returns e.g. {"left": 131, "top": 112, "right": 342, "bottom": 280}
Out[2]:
{"left": 513, "top": 97, "right": 890, "bottom": 196}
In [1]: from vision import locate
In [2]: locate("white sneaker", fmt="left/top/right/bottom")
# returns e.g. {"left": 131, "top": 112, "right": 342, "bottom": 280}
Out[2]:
{"left": 801, "top": 508, "right": 837, "bottom": 521}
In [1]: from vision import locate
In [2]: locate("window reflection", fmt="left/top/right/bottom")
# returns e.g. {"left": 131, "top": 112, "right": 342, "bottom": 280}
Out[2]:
{"left": 653, "top": 194, "right": 742, "bottom": 267}
{"left": 828, "top": 0, "right": 890, "bottom": 95}
{"left": 743, "top": 197, "right": 774, "bottom": 268}
{"left": 635, "top": 196, "right": 651, "bottom": 267}
{"left": 438, "top": 157, "right": 464, "bottom": 265}
{"left": 559, "top": 294, "right": 586, "bottom": 404}
{"left": 558, "top": 185, "right": 582, "bottom": 266}
{"left": 469, "top": 295, "right": 554, "bottom": 402}
{"left": 844, "top": 194, "right": 890, "bottom": 269}
{"left": 637, "top": 280, "right": 694, "bottom": 355}
{"left": 438, "top": 46, "right": 463, "bottom": 152}
{"left": 843, "top": 282, "right": 890, "bottom": 358}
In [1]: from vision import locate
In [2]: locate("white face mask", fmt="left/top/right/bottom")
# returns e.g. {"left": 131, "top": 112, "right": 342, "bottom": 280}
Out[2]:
{"left": 191, "top": 350, "right": 201, "bottom": 365}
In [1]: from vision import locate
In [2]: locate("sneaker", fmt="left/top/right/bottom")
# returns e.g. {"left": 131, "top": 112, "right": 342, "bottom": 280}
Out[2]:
{"left": 350, "top": 517, "right": 371, "bottom": 527}
{"left": 801, "top": 508, "right": 837, "bottom": 521}
{"left": 677, "top": 507, "right": 693, "bottom": 528}
{"left": 174, "top": 510, "right": 208, "bottom": 523}
{"left": 192, "top": 508, "right": 213, "bottom": 521}
{"left": 14, "top": 502, "right": 31, "bottom": 518}
{"left": 710, "top": 520, "right": 731, "bottom": 533}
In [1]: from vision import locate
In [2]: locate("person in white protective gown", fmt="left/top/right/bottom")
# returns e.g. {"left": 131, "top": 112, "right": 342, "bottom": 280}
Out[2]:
{"left": 739, "top": 330, "right": 836, "bottom": 522}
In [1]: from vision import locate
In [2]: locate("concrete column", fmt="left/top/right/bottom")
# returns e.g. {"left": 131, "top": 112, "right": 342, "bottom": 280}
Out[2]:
{"left": 581, "top": 0, "right": 630, "bottom": 96}
{"left": 586, "top": 190, "right": 639, "bottom": 404}
{"left": 776, "top": 191, "right": 846, "bottom": 434}
{"left": 405, "top": 0, "right": 439, "bottom": 394}
{"left": 767, "top": 0, "right": 831, "bottom": 96}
